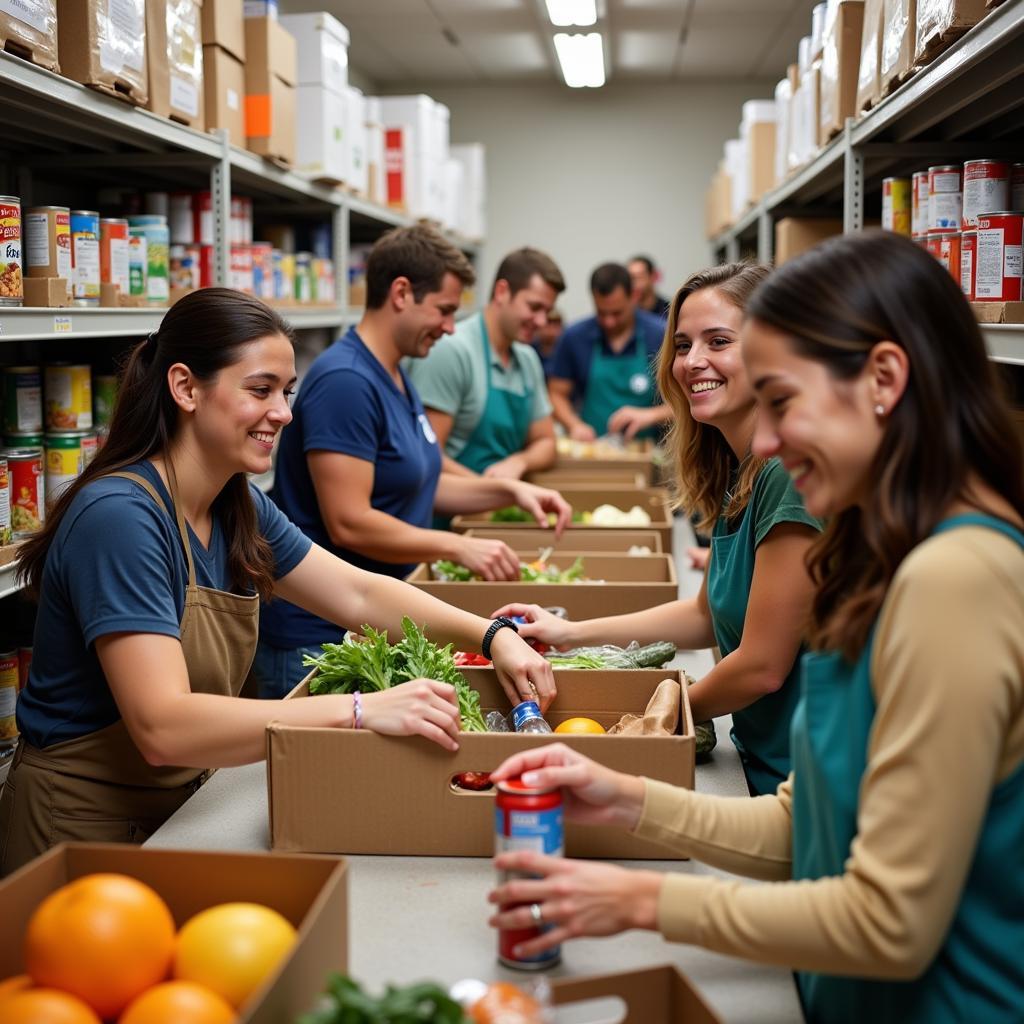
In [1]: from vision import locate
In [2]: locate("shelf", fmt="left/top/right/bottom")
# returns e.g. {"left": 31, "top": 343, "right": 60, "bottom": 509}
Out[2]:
{"left": 277, "top": 307, "right": 348, "bottom": 331}
{"left": 0, "top": 307, "right": 161, "bottom": 343}
{"left": 982, "top": 324, "right": 1024, "bottom": 367}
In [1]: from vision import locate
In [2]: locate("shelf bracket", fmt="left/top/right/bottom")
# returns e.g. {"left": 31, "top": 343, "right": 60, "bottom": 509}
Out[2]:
{"left": 211, "top": 129, "right": 231, "bottom": 288}
{"left": 843, "top": 119, "right": 863, "bottom": 234}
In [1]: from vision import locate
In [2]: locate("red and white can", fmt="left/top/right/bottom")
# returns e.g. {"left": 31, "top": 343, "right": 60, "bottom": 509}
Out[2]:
{"left": 924, "top": 234, "right": 943, "bottom": 261}
{"left": 961, "top": 230, "right": 977, "bottom": 300}
{"left": 912, "top": 234, "right": 929, "bottom": 249}
{"left": 192, "top": 191, "right": 213, "bottom": 246}
{"left": 230, "top": 244, "right": 253, "bottom": 294}
{"left": 928, "top": 165, "right": 962, "bottom": 233}
{"left": 1, "top": 445, "right": 44, "bottom": 536}
{"left": 975, "top": 212, "right": 1023, "bottom": 302}
{"left": 936, "top": 232, "right": 961, "bottom": 283}
{"left": 100, "top": 218, "right": 130, "bottom": 295}
{"left": 1012, "top": 164, "right": 1024, "bottom": 213}
{"left": 230, "top": 197, "right": 245, "bottom": 245}
{"left": 962, "top": 160, "right": 1010, "bottom": 230}
{"left": 912, "top": 171, "right": 930, "bottom": 236}
{"left": 199, "top": 244, "right": 215, "bottom": 288}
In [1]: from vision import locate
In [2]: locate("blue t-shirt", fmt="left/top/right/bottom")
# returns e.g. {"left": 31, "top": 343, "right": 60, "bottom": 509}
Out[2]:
{"left": 17, "top": 461, "right": 311, "bottom": 748}
{"left": 549, "top": 309, "right": 666, "bottom": 403}
{"left": 261, "top": 327, "right": 443, "bottom": 647}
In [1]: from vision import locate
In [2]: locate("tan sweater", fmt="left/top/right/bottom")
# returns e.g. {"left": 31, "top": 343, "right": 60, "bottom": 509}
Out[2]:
{"left": 634, "top": 526, "right": 1024, "bottom": 978}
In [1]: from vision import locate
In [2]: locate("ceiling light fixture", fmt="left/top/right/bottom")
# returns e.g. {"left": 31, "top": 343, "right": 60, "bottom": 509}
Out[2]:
{"left": 553, "top": 31, "right": 605, "bottom": 88}
{"left": 545, "top": 0, "right": 597, "bottom": 28}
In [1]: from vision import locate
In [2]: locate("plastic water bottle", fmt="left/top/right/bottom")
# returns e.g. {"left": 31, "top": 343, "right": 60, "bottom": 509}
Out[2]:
{"left": 511, "top": 700, "right": 552, "bottom": 734}
{"left": 485, "top": 710, "right": 511, "bottom": 733}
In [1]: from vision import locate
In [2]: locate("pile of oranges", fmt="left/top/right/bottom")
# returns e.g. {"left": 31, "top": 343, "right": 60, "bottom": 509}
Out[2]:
{"left": 0, "top": 873, "right": 297, "bottom": 1023}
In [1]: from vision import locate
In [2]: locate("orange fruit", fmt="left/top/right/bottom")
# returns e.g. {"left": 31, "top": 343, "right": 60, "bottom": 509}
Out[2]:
{"left": 118, "top": 981, "right": 236, "bottom": 1024}
{"left": 174, "top": 902, "right": 296, "bottom": 1009}
{"left": 2, "top": 988, "right": 102, "bottom": 1024}
{"left": 0, "top": 975, "right": 33, "bottom": 1004}
{"left": 554, "top": 717, "right": 606, "bottom": 735}
{"left": 24, "top": 873, "right": 176, "bottom": 1019}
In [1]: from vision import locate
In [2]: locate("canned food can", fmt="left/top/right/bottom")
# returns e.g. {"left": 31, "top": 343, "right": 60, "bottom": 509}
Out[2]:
{"left": 193, "top": 191, "right": 213, "bottom": 246}
{"left": 169, "top": 243, "right": 200, "bottom": 291}
{"left": 251, "top": 242, "right": 273, "bottom": 300}
{"left": 928, "top": 165, "right": 962, "bottom": 233}
{"left": 45, "top": 431, "right": 85, "bottom": 505}
{"left": 962, "top": 160, "right": 1010, "bottom": 230}
{"left": 1013, "top": 164, "right": 1024, "bottom": 213}
{"left": 45, "top": 363, "right": 92, "bottom": 430}
{"left": 25, "top": 206, "right": 71, "bottom": 299}
{"left": 912, "top": 234, "right": 929, "bottom": 249}
{"left": 495, "top": 777, "right": 563, "bottom": 971}
{"left": 78, "top": 430, "right": 98, "bottom": 468}
{"left": 92, "top": 375, "right": 118, "bottom": 428}
{"left": 231, "top": 244, "right": 254, "bottom": 294}
{"left": 279, "top": 252, "right": 295, "bottom": 303}
{"left": 925, "top": 234, "right": 943, "bottom": 260}
{"left": 0, "top": 649, "right": 18, "bottom": 742}
{"left": 937, "top": 232, "right": 961, "bottom": 282}
{"left": 882, "top": 178, "right": 911, "bottom": 235}
{"left": 295, "top": 252, "right": 313, "bottom": 304}
{"left": 961, "top": 230, "right": 977, "bottom": 300}
{"left": 2, "top": 366, "right": 43, "bottom": 434}
{"left": 70, "top": 210, "right": 100, "bottom": 305}
{"left": 0, "top": 457, "right": 10, "bottom": 545}
{"left": 169, "top": 192, "right": 194, "bottom": 244}
{"left": 128, "top": 215, "right": 170, "bottom": 305}
{"left": 912, "top": 171, "right": 930, "bottom": 237}
{"left": 231, "top": 196, "right": 245, "bottom": 245}
{"left": 3, "top": 432, "right": 44, "bottom": 447}
{"left": 240, "top": 196, "right": 253, "bottom": 244}
{"left": 1, "top": 446, "right": 44, "bottom": 536}
{"left": 0, "top": 196, "right": 23, "bottom": 306}
{"left": 271, "top": 248, "right": 284, "bottom": 301}
{"left": 128, "top": 233, "right": 148, "bottom": 297}
{"left": 975, "top": 212, "right": 1024, "bottom": 302}
{"left": 100, "top": 218, "right": 130, "bottom": 294}
{"left": 199, "top": 243, "right": 214, "bottom": 288}
{"left": 18, "top": 647, "right": 32, "bottom": 693}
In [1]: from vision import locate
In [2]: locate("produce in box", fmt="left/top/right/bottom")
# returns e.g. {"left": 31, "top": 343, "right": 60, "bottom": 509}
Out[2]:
{"left": 431, "top": 553, "right": 586, "bottom": 584}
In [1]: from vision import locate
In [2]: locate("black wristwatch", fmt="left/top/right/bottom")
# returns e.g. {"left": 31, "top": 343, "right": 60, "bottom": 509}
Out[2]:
{"left": 481, "top": 615, "right": 519, "bottom": 660}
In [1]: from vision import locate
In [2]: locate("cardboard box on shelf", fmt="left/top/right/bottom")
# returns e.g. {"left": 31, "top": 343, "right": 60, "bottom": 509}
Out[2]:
{"left": 741, "top": 100, "right": 777, "bottom": 206}
{"left": 342, "top": 84, "right": 369, "bottom": 195}
{"left": 0, "top": 844, "right": 348, "bottom": 1024}
{"left": 0, "top": 0, "right": 59, "bottom": 72}
{"left": 23, "top": 277, "right": 70, "bottom": 307}
{"left": 971, "top": 301, "right": 1024, "bottom": 324}
{"left": 880, "top": 0, "right": 916, "bottom": 95}
{"left": 775, "top": 217, "right": 844, "bottom": 263}
{"left": 201, "top": 0, "right": 244, "bottom": 62}
{"left": 244, "top": 14, "right": 295, "bottom": 84}
{"left": 857, "top": 0, "right": 885, "bottom": 112}
{"left": 465, "top": 527, "right": 663, "bottom": 553}
{"left": 915, "top": 0, "right": 987, "bottom": 62}
{"left": 820, "top": 0, "right": 866, "bottom": 142}
{"left": 244, "top": 16, "right": 296, "bottom": 165}
{"left": 56, "top": 0, "right": 148, "bottom": 105}
{"left": 279, "top": 10, "right": 348, "bottom": 92}
{"left": 268, "top": 669, "right": 695, "bottom": 857}
{"left": 147, "top": 0, "right": 204, "bottom": 129}
{"left": 406, "top": 553, "right": 678, "bottom": 618}
{"left": 203, "top": 43, "right": 245, "bottom": 148}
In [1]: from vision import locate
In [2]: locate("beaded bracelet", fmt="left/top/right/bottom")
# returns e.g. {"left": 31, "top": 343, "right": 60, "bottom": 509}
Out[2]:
{"left": 352, "top": 689, "right": 363, "bottom": 730}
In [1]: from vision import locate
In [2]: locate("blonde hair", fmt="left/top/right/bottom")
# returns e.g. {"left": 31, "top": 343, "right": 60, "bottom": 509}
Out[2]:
{"left": 655, "top": 262, "right": 771, "bottom": 532}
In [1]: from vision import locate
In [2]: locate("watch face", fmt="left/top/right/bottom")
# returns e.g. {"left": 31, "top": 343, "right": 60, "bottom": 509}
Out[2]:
{"left": 629, "top": 372, "right": 650, "bottom": 395}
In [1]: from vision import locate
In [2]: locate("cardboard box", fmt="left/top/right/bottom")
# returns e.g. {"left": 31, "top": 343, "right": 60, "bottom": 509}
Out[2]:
{"left": 820, "top": 0, "right": 866, "bottom": 142}
{"left": 406, "top": 553, "right": 678, "bottom": 618}
{"left": 203, "top": 43, "right": 245, "bottom": 148}
{"left": 554, "top": 450, "right": 656, "bottom": 485}
{"left": 0, "top": 538, "right": 28, "bottom": 568}
{"left": 915, "top": 0, "right": 987, "bottom": 61}
{"left": 971, "top": 301, "right": 1024, "bottom": 323}
{"left": 0, "top": 0, "right": 59, "bottom": 72}
{"left": 268, "top": 669, "right": 695, "bottom": 857}
{"left": 451, "top": 487, "right": 673, "bottom": 552}
{"left": 880, "top": 0, "right": 916, "bottom": 95}
{"left": 465, "top": 527, "right": 663, "bottom": 553}
{"left": 525, "top": 466, "right": 649, "bottom": 488}
{"left": 775, "top": 217, "right": 844, "bottom": 264}
{"left": 0, "top": 843, "right": 348, "bottom": 1024}
{"left": 201, "top": 0, "right": 244, "bottom": 62}
{"left": 56, "top": 0, "right": 148, "bottom": 105}
{"left": 551, "top": 965, "right": 723, "bottom": 1024}
{"left": 244, "top": 15, "right": 296, "bottom": 164}
{"left": 244, "top": 14, "right": 295, "bottom": 86}
{"left": 23, "top": 276, "right": 70, "bottom": 307}
{"left": 147, "top": 0, "right": 205, "bottom": 129}
{"left": 857, "top": 0, "right": 885, "bottom": 112}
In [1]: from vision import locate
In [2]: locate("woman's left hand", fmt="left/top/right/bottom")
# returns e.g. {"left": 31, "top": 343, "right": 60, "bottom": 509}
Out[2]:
{"left": 488, "top": 627, "right": 556, "bottom": 712}
{"left": 507, "top": 481, "right": 572, "bottom": 538}
{"left": 488, "top": 851, "right": 663, "bottom": 957}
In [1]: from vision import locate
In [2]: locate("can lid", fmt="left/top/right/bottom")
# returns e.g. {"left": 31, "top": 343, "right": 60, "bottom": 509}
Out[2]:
{"left": 975, "top": 212, "right": 1023, "bottom": 218}
{"left": 496, "top": 777, "right": 558, "bottom": 797}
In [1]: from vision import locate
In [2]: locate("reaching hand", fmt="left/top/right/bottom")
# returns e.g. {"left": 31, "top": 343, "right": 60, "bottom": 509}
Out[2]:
{"left": 607, "top": 405, "right": 653, "bottom": 441}
{"left": 491, "top": 602, "right": 577, "bottom": 650}
{"left": 483, "top": 454, "right": 527, "bottom": 480}
{"left": 456, "top": 537, "right": 521, "bottom": 581}
{"left": 360, "top": 679, "right": 461, "bottom": 751}
{"left": 569, "top": 422, "right": 597, "bottom": 442}
{"left": 507, "top": 481, "right": 572, "bottom": 537}
{"left": 488, "top": 626, "right": 557, "bottom": 712}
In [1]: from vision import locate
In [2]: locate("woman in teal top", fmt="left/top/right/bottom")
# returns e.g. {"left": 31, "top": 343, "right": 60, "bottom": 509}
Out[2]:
{"left": 484, "top": 232, "right": 1024, "bottom": 1024}
{"left": 498, "top": 263, "right": 822, "bottom": 795}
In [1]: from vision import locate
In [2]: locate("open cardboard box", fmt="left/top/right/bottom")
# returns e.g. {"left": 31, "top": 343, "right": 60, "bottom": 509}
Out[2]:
{"left": 406, "top": 553, "right": 677, "bottom": 618}
{"left": 0, "top": 843, "right": 348, "bottom": 1024}
{"left": 452, "top": 488, "right": 674, "bottom": 552}
{"left": 553, "top": 451, "right": 656, "bottom": 486}
{"left": 268, "top": 668, "right": 695, "bottom": 858}
{"left": 466, "top": 528, "right": 662, "bottom": 554}
{"left": 526, "top": 466, "right": 650, "bottom": 489}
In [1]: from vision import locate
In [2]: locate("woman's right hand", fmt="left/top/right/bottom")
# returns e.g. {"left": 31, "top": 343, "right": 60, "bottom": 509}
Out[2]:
{"left": 456, "top": 537, "right": 521, "bottom": 581}
{"left": 491, "top": 602, "right": 578, "bottom": 650}
{"left": 359, "top": 679, "right": 461, "bottom": 752}
{"left": 489, "top": 743, "right": 646, "bottom": 831}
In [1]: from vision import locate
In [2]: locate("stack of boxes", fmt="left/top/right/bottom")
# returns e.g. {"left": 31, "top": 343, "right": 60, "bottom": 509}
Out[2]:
{"left": 146, "top": 0, "right": 205, "bottom": 129}
{"left": 378, "top": 94, "right": 449, "bottom": 221}
{"left": 202, "top": 0, "right": 246, "bottom": 147}
{"left": 243, "top": 15, "right": 296, "bottom": 165}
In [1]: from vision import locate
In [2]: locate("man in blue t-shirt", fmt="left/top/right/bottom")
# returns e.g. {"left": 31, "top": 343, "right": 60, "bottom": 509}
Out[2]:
{"left": 549, "top": 262, "right": 671, "bottom": 442}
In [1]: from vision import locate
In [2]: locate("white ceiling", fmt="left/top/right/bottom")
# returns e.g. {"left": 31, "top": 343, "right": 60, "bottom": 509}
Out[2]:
{"left": 277, "top": 0, "right": 822, "bottom": 85}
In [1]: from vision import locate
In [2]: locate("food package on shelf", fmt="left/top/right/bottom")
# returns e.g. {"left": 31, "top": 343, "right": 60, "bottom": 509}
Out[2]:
{"left": 915, "top": 0, "right": 988, "bottom": 62}
{"left": 243, "top": 15, "right": 297, "bottom": 166}
{"left": 146, "top": 0, "right": 204, "bottom": 129}
{"left": 774, "top": 77, "right": 793, "bottom": 187}
{"left": 56, "top": 0, "right": 147, "bottom": 105}
{"left": 857, "top": 0, "right": 885, "bottom": 112}
{"left": 819, "top": 0, "right": 866, "bottom": 142}
{"left": 775, "top": 217, "right": 844, "bottom": 263}
{"left": 279, "top": 10, "right": 348, "bottom": 91}
{"left": 0, "top": 0, "right": 59, "bottom": 72}
{"left": 740, "top": 99, "right": 777, "bottom": 205}
{"left": 880, "top": 0, "right": 916, "bottom": 95}
{"left": 202, "top": 0, "right": 245, "bottom": 62}
{"left": 203, "top": 43, "right": 245, "bottom": 148}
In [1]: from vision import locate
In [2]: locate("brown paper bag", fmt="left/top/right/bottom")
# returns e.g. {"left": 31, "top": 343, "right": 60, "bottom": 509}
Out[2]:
{"left": 608, "top": 678, "right": 680, "bottom": 736}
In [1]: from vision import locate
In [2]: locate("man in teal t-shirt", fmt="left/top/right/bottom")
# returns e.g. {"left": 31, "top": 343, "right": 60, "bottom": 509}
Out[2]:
{"left": 406, "top": 248, "right": 565, "bottom": 479}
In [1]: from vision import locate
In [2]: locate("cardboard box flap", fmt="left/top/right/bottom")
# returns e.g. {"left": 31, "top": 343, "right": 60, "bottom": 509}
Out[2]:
{"left": 465, "top": 528, "right": 663, "bottom": 553}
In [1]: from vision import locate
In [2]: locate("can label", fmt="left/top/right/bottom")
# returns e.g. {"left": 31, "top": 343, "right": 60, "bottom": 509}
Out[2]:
{"left": 976, "top": 214, "right": 1024, "bottom": 302}
{"left": 193, "top": 191, "right": 212, "bottom": 246}
{"left": 170, "top": 244, "right": 200, "bottom": 290}
{"left": 3, "top": 449, "right": 44, "bottom": 536}
{"left": 231, "top": 244, "right": 254, "bottom": 294}
{"left": 938, "top": 233, "right": 961, "bottom": 282}
{"left": 0, "top": 457, "right": 10, "bottom": 544}
{"left": 129, "top": 234, "right": 148, "bottom": 296}
{"left": 0, "top": 650, "right": 18, "bottom": 741}
{"left": 92, "top": 375, "right": 118, "bottom": 428}
{"left": 0, "top": 197, "right": 23, "bottom": 305}
{"left": 912, "top": 172, "right": 929, "bottom": 237}
{"left": 71, "top": 211, "right": 101, "bottom": 303}
{"left": 962, "top": 160, "right": 1010, "bottom": 230}
{"left": 101, "top": 220, "right": 131, "bottom": 293}
{"left": 882, "top": 178, "right": 911, "bottom": 236}
{"left": 18, "top": 648, "right": 32, "bottom": 693}
{"left": 25, "top": 208, "right": 72, "bottom": 295}
{"left": 928, "top": 167, "right": 962, "bottom": 233}
{"left": 45, "top": 364, "right": 92, "bottom": 430}
{"left": 1011, "top": 165, "right": 1024, "bottom": 216}
{"left": 2, "top": 367, "right": 43, "bottom": 434}
{"left": 45, "top": 433, "right": 84, "bottom": 505}
{"left": 961, "top": 232, "right": 977, "bottom": 300}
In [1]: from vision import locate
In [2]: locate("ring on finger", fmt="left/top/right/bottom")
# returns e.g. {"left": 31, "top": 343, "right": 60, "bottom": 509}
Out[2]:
{"left": 529, "top": 902, "right": 544, "bottom": 926}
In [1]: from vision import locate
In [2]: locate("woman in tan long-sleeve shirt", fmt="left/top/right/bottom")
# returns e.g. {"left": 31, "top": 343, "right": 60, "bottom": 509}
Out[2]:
{"left": 488, "top": 232, "right": 1024, "bottom": 1024}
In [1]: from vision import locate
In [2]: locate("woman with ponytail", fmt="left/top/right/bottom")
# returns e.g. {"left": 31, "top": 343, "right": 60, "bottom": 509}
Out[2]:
{"left": 0, "top": 289, "right": 554, "bottom": 875}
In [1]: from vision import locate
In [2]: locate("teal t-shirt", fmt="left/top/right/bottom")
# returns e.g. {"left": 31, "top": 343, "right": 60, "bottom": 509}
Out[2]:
{"left": 706, "top": 457, "right": 822, "bottom": 795}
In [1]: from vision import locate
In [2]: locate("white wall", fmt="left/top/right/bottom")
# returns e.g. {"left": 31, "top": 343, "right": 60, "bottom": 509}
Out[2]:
{"left": 384, "top": 80, "right": 773, "bottom": 320}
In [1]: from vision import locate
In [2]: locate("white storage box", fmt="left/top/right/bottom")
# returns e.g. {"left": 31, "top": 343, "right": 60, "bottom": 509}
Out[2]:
{"left": 365, "top": 95, "right": 386, "bottom": 204}
{"left": 342, "top": 85, "right": 369, "bottom": 195}
{"left": 294, "top": 82, "right": 345, "bottom": 183}
{"left": 279, "top": 11, "right": 348, "bottom": 92}
{"left": 450, "top": 142, "right": 486, "bottom": 240}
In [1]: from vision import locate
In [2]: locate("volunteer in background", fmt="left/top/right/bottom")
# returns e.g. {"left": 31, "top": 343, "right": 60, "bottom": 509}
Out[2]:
{"left": 549, "top": 262, "right": 670, "bottom": 441}
{"left": 406, "top": 247, "right": 565, "bottom": 479}
{"left": 489, "top": 232, "right": 1024, "bottom": 1023}
{"left": 0, "top": 290, "right": 555, "bottom": 875}
{"left": 497, "top": 263, "right": 822, "bottom": 796}
{"left": 258, "top": 227, "right": 571, "bottom": 698}
{"left": 531, "top": 308, "right": 563, "bottom": 379}
{"left": 628, "top": 254, "right": 671, "bottom": 319}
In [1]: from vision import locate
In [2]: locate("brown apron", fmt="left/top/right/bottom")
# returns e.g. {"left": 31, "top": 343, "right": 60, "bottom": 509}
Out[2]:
{"left": 0, "top": 472, "right": 258, "bottom": 875}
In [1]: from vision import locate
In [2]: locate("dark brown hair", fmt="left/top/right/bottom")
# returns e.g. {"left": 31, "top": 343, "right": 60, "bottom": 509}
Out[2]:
{"left": 365, "top": 224, "right": 475, "bottom": 309}
{"left": 747, "top": 230, "right": 1024, "bottom": 658}
{"left": 655, "top": 261, "right": 772, "bottom": 531}
{"left": 491, "top": 247, "right": 565, "bottom": 299}
{"left": 589, "top": 262, "right": 632, "bottom": 297}
{"left": 18, "top": 288, "right": 295, "bottom": 601}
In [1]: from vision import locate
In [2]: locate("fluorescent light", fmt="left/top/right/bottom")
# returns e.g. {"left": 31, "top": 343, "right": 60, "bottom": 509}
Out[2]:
{"left": 545, "top": 0, "right": 597, "bottom": 28}
{"left": 553, "top": 32, "right": 605, "bottom": 88}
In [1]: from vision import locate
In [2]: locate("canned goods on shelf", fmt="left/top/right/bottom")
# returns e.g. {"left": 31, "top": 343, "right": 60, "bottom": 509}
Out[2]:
{"left": 2, "top": 366, "right": 43, "bottom": 435}
{"left": 169, "top": 243, "right": 200, "bottom": 291}
{"left": 169, "top": 192, "right": 194, "bottom": 244}
{"left": 278, "top": 252, "right": 295, "bottom": 303}
{"left": 882, "top": 178, "right": 911, "bottom": 236}
{"left": 251, "top": 242, "right": 273, "bottom": 301}
{"left": 0, "top": 195, "right": 24, "bottom": 306}
{"left": 295, "top": 252, "right": 313, "bottom": 304}
{"left": 92, "top": 375, "right": 118, "bottom": 429}
{"left": 0, "top": 456, "right": 10, "bottom": 544}
{"left": 975, "top": 212, "right": 1024, "bottom": 302}
{"left": 962, "top": 160, "right": 1010, "bottom": 231}
{"left": 129, "top": 215, "right": 170, "bottom": 306}
{"left": 1012, "top": 164, "right": 1024, "bottom": 213}
{"left": 128, "top": 233, "right": 148, "bottom": 298}
{"left": 937, "top": 232, "right": 961, "bottom": 282}
{"left": 912, "top": 171, "right": 930, "bottom": 237}
{"left": 961, "top": 231, "right": 978, "bottom": 301}
{"left": 45, "top": 431, "right": 88, "bottom": 505}
{"left": 231, "top": 243, "right": 254, "bottom": 295}
{"left": 0, "top": 446, "right": 44, "bottom": 536}
{"left": 45, "top": 363, "right": 92, "bottom": 431}
{"left": 70, "top": 210, "right": 100, "bottom": 306}
{"left": 100, "top": 218, "right": 131, "bottom": 295}
{"left": 3, "top": 432, "right": 44, "bottom": 447}
{"left": 928, "top": 165, "right": 962, "bottom": 234}
{"left": 193, "top": 191, "right": 213, "bottom": 246}
{"left": 0, "top": 648, "right": 18, "bottom": 743}
{"left": 25, "top": 206, "right": 71, "bottom": 299}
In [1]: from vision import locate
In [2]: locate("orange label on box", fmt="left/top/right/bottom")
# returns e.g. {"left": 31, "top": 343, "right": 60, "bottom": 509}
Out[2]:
{"left": 245, "top": 94, "right": 272, "bottom": 137}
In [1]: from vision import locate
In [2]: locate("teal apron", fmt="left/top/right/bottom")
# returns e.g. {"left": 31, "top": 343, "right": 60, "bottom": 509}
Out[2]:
{"left": 791, "top": 513, "right": 1024, "bottom": 1023}
{"left": 456, "top": 315, "right": 534, "bottom": 475}
{"left": 580, "top": 328, "right": 656, "bottom": 438}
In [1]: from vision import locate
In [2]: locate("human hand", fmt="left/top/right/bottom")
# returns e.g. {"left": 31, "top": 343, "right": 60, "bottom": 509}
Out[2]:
{"left": 606, "top": 405, "right": 653, "bottom": 441}
{"left": 488, "top": 854, "right": 663, "bottom": 958}
{"left": 456, "top": 537, "right": 521, "bottom": 581}
{"left": 488, "top": 627, "right": 557, "bottom": 713}
{"left": 483, "top": 454, "right": 527, "bottom": 480}
{"left": 686, "top": 546, "right": 710, "bottom": 571}
{"left": 490, "top": 602, "right": 578, "bottom": 650}
{"left": 360, "top": 678, "right": 461, "bottom": 751}
{"left": 506, "top": 481, "right": 572, "bottom": 537}
{"left": 488, "top": 741, "right": 645, "bottom": 829}
{"left": 569, "top": 421, "right": 596, "bottom": 442}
